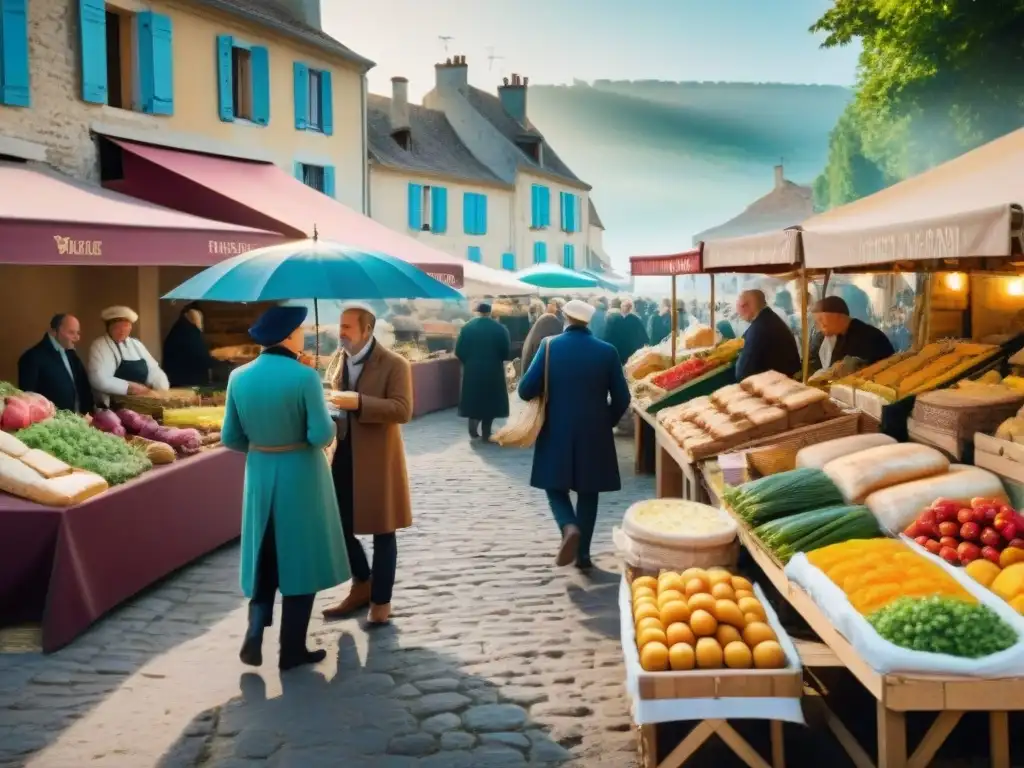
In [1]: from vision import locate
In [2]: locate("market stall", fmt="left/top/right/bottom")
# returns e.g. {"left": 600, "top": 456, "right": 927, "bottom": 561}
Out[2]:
{"left": 0, "top": 385, "right": 241, "bottom": 651}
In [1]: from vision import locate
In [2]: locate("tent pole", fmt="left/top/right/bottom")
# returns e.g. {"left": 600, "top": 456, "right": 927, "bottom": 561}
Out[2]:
{"left": 670, "top": 275, "right": 678, "bottom": 364}
{"left": 800, "top": 267, "right": 810, "bottom": 383}
{"left": 314, "top": 297, "right": 320, "bottom": 370}
{"left": 709, "top": 273, "right": 716, "bottom": 334}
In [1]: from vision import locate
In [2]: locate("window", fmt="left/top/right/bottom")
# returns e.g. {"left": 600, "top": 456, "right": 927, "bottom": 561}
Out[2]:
{"left": 560, "top": 192, "right": 581, "bottom": 233}
{"left": 217, "top": 35, "right": 269, "bottom": 124}
{"left": 501, "top": 252, "right": 516, "bottom": 271}
{"left": 409, "top": 183, "right": 447, "bottom": 233}
{"left": 530, "top": 184, "right": 550, "bottom": 229}
{"left": 467, "top": 246, "right": 482, "bottom": 263}
{"left": 293, "top": 62, "right": 333, "bottom": 135}
{"left": 533, "top": 242, "right": 547, "bottom": 264}
{"left": 463, "top": 192, "right": 487, "bottom": 236}
{"left": 78, "top": 2, "right": 173, "bottom": 113}
{"left": 295, "top": 162, "right": 336, "bottom": 198}
{"left": 563, "top": 243, "right": 576, "bottom": 270}
{"left": 0, "top": 0, "right": 30, "bottom": 107}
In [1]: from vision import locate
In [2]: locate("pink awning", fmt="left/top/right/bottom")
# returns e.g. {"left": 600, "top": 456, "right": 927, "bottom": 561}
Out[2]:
{"left": 105, "top": 140, "right": 464, "bottom": 288}
{"left": 0, "top": 162, "right": 282, "bottom": 266}
{"left": 630, "top": 247, "right": 702, "bottom": 276}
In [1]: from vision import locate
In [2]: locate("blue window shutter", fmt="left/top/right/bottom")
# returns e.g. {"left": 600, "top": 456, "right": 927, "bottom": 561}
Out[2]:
{"left": 136, "top": 12, "right": 173, "bottom": 115}
{"left": 320, "top": 70, "right": 334, "bottom": 135}
{"left": 462, "top": 192, "right": 475, "bottom": 235}
{"left": 530, "top": 185, "right": 538, "bottom": 228}
{"left": 563, "top": 244, "right": 575, "bottom": 269}
{"left": 576, "top": 195, "right": 583, "bottom": 233}
{"left": 0, "top": 0, "right": 30, "bottom": 107}
{"left": 567, "top": 194, "right": 577, "bottom": 232}
{"left": 533, "top": 241, "right": 547, "bottom": 264}
{"left": 477, "top": 194, "right": 488, "bottom": 235}
{"left": 540, "top": 186, "right": 551, "bottom": 227}
{"left": 559, "top": 192, "right": 567, "bottom": 231}
{"left": 407, "top": 183, "right": 423, "bottom": 230}
{"left": 79, "top": 0, "right": 107, "bottom": 104}
{"left": 501, "top": 252, "right": 515, "bottom": 271}
{"left": 431, "top": 186, "right": 448, "bottom": 233}
{"left": 294, "top": 162, "right": 303, "bottom": 180}
{"left": 293, "top": 62, "right": 309, "bottom": 129}
{"left": 322, "top": 166, "right": 336, "bottom": 198}
{"left": 216, "top": 35, "right": 234, "bottom": 121}
{"left": 467, "top": 246, "right": 482, "bottom": 263}
{"left": 249, "top": 46, "right": 270, "bottom": 125}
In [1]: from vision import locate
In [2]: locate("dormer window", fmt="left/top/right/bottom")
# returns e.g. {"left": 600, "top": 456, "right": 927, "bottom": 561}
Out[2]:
{"left": 516, "top": 134, "right": 542, "bottom": 164}
{"left": 393, "top": 128, "right": 412, "bottom": 151}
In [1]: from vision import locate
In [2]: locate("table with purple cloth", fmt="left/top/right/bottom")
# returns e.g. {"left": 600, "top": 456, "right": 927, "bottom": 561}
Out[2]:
{"left": 411, "top": 357, "right": 460, "bottom": 418}
{"left": 0, "top": 447, "right": 244, "bottom": 652}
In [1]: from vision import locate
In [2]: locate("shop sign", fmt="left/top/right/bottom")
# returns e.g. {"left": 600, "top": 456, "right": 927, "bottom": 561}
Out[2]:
{"left": 428, "top": 271, "right": 459, "bottom": 286}
{"left": 629, "top": 249, "right": 702, "bottom": 277}
{"left": 53, "top": 235, "right": 102, "bottom": 257}
{"left": 208, "top": 240, "right": 257, "bottom": 256}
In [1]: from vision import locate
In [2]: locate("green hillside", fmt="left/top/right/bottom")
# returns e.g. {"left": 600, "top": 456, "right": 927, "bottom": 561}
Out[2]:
{"left": 525, "top": 81, "right": 851, "bottom": 265}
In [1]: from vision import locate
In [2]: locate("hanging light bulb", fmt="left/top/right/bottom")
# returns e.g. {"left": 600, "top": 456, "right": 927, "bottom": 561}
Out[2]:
{"left": 944, "top": 272, "right": 965, "bottom": 291}
{"left": 1007, "top": 277, "right": 1024, "bottom": 297}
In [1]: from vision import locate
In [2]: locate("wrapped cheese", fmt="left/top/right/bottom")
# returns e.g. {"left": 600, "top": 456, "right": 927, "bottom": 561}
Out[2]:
{"left": 823, "top": 443, "right": 949, "bottom": 503}
{"left": 0, "top": 454, "right": 107, "bottom": 507}
{"left": 19, "top": 449, "right": 72, "bottom": 479}
{"left": 0, "top": 431, "right": 29, "bottom": 458}
{"left": 795, "top": 433, "right": 897, "bottom": 470}
{"left": 623, "top": 498, "right": 737, "bottom": 547}
{"left": 866, "top": 467, "right": 1007, "bottom": 532}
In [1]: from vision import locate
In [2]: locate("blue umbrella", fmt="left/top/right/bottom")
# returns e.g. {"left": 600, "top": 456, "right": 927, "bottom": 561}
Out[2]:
{"left": 162, "top": 238, "right": 463, "bottom": 302}
{"left": 514, "top": 263, "right": 599, "bottom": 290}
{"left": 579, "top": 269, "right": 624, "bottom": 292}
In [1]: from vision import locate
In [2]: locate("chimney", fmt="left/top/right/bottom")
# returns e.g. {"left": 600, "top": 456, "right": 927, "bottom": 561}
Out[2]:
{"left": 390, "top": 77, "right": 410, "bottom": 133}
{"left": 435, "top": 54, "right": 468, "bottom": 94}
{"left": 774, "top": 164, "right": 785, "bottom": 190}
{"left": 276, "top": 0, "right": 321, "bottom": 29}
{"left": 498, "top": 72, "right": 528, "bottom": 125}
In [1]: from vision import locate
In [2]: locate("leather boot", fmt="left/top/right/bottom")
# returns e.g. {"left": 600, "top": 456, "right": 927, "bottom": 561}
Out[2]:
{"left": 279, "top": 594, "right": 325, "bottom": 671}
{"left": 239, "top": 602, "right": 271, "bottom": 667}
{"left": 368, "top": 602, "right": 391, "bottom": 625}
{"left": 321, "top": 579, "right": 372, "bottom": 619}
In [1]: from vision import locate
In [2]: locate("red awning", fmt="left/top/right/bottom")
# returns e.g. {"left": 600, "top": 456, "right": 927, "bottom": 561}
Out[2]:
{"left": 105, "top": 139, "right": 464, "bottom": 288}
{"left": 629, "top": 246, "right": 703, "bottom": 277}
{"left": 0, "top": 162, "right": 283, "bottom": 266}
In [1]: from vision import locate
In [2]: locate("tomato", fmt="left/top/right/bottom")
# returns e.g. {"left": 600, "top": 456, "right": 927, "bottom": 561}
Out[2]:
{"left": 982, "top": 546, "right": 1002, "bottom": 565}
{"left": 914, "top": 535, "right": 931, "bottom": 548}
{"left": 960, "top": 522, "right": 980, "bottom": 541}
{"left": 957, "top": 541, "right": 981, "bottom": 564}
{"left": 940, "top": 536, "right": 960, "bottom": 549}
{"left": 939, "top": 546, "right": 960, "bottom": 565}
{"left": 939, "top": 521, "right": 960, "bottom": 538}
{"left": 956, "top": 508, "right": 976, "bottom": 525}
{"left": 924, "top": 539, "right": 943, "bottom": 555}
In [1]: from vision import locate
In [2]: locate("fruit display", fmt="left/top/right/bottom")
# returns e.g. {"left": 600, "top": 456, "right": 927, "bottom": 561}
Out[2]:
{"left": 0, "top": 382, "right": 56, "bottom": 432}
{"left": 865, "top": 466, "right": 1007, "bottom": 533}
{"left": 754, "top": 505, "right": 880, "bottom": 564}
{"left": 162, "top": 406, "right": 225, "bottom": 432}
{"left": 651, "top": 358, "right": 717, "bottom": 392}
{"left": 806, "top": 539, "right": 975, "bottom": 615}
{"left": 966, "top": 558, "right": 1024, "bottom": 614}
{"left": 868, "top": 596, "right": 1017, "bottom": 658}
{"left": 902, "top": 497, "right": 1024, "bottom": 567}
{"left": 630, "top": 568, "right": 788, "bottom": 672}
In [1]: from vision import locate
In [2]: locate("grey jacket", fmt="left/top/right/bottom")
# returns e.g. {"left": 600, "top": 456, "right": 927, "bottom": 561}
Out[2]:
{"left": 521, "top": 313, "right": 563, "bottom": 373}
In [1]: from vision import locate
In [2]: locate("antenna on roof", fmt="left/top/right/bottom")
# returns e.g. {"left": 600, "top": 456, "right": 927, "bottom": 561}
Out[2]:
{"left": 486, "top": 46, "right": 504, "bottom": 71}
{"left": 438, "top": 35, "right": 454, "bottom": 54}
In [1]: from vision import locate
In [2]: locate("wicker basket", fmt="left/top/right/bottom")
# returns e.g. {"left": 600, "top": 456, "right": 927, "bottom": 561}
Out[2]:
{"left": 733, "top": 412, "right": 861, "bottom": 477}
{"left": 912, "top": 391, "right": 1024, "bottom": 439}
{"left": 111, "top": 389, "right": 201, "bottom": 418}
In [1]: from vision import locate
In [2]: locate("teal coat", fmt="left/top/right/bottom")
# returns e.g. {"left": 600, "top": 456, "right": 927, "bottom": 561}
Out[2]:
{"left": 221, "top": 352, "right": 350, "bottom": 597}
{"left": 455, "top": 316, "right": 511, "bottom": 420}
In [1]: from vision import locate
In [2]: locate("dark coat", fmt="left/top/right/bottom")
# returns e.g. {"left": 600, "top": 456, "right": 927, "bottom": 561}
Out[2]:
{"left": 812, "top": 318, "right": 895, "bottom": 368}
{"left": 518, "top": 326, "right": 630, "bottom": 494}
{"left": 521, "top": 313, "right": 563, "bottom": 373}
{"left": 455, "top": 316, "right": 511, "bottom": 420}
{"left": 17, "top": 336, "right": 94, "bottom": 414}
{"left": 604, "top": 312, "right": 649, "bottom": 364}
{"left": 590, "top": 307, "right": 608, "bottom": 340}
{"left": 162, "top": 316, "right": 216, "bottom": 387}
{"left": 647, "top": 311, "right": 671, "bottom": 345}
{"left": 735, "top": 308, "right": 802, "bottom": 381}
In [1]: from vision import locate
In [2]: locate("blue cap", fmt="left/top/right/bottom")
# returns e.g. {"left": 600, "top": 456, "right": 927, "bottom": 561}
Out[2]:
{"left": 249, "top": 305, "right": 308, "bottom": 346}
{"left": 475, "top": 302, "right": 492, "bottom": 313}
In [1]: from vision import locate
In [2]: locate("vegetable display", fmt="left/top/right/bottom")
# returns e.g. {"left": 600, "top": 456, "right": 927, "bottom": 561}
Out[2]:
{"left": 650, "top": 358, "right": 714, "bottom": 392}
{"left": 1, "top": 392, "right": 54, "bottom": 432}
{"left": 724, "top": 468, "right": 844, "bottom": 526}
{"left": 91, "top": 409, "right": 126, "bottom": 437}
{"left": 806, "top": 539, "right": 975, "bottom": 615}
{"left": 15, "top": 411, "right": 151, "bottom": 485}
{"left": 754, "top": 505, "right": 879, "bottom": 563}
{"left": 867, "top": 596, "right": 1017, "bottom": 658}
{"left": 162, "top": 407, "right": 225, "bottom": 431}
{"left": 115, "top": 409, "right": 202, "bottom": 456}
{"left": 903, "top": 497, "right": 1024, "bottom": 567}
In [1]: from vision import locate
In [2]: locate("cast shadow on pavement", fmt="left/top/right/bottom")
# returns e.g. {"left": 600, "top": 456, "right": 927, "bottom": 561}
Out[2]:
{"left": 158, "top": 628, "right": 582, "bottom": 767}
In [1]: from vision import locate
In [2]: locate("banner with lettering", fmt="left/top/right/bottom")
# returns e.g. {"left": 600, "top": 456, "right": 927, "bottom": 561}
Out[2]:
{"left": 629, "top": 248, "right": 702, "bottom": 277}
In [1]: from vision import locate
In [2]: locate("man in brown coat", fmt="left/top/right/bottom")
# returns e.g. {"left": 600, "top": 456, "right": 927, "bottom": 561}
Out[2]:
{"left": 322, "top": 306, "right": 413, "bottom": 625}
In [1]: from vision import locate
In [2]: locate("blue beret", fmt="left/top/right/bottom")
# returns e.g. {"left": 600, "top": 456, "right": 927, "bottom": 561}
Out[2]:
{"left": 476, "top": 302, "right": 492, "bottom": 313}
{"left": 249, "top": 305, "right": 308, "bottom": 346}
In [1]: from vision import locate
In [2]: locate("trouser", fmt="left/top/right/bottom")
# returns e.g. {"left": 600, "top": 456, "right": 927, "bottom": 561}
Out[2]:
{"left": 250, "top": 516, "right": 315, "bottom": 654}
{"left": 546, "top": 490, "right": 599, "bottom": 564}
{"left": 468, "top": 418, "right": 493, "bottom": 438}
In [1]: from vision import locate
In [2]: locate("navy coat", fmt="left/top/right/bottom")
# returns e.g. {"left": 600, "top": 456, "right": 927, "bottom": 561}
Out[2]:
{"left": 735, "top": 308, "right": 802, "bottom": 381}
{"left": 518, "top": 326, "right": 630, "bottom": 494}
{"left": 455, "top": 316, "right": 511, "bottom": 420}
{"left": 18, "top": 336, "right": 94, "bottom": 414}
{"left": 604, "top": 312, "right": 649, "bottom": 364}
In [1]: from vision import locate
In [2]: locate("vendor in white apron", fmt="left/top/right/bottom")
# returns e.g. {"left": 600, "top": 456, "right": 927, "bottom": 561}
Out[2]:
{"left": 87, "top": 306, "right": 171, "bottom": 407}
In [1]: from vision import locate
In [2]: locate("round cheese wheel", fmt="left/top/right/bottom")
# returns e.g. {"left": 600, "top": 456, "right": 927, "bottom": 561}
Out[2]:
{"left": 623, "top": 499, "right": 737, "bottom": 549}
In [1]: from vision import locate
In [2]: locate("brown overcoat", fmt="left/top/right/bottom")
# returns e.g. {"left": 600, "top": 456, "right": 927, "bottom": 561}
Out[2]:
{"left": 325, "top": 344, "right": 414, "bottom": 535}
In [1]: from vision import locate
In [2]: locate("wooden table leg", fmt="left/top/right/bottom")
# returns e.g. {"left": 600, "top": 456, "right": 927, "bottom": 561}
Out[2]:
{"left": 770, "top": 720, "right": 785, "bottom": 768}
{"left": 656, "top": 445, "right": 684, "bottom": 498}
{"left": 907, "top": 711, "right": 961, "bottom": 768}
{"left": 877, "top": 703, "right": 907, "bottom": 768}
{"left": 658, "top": 720, "right": 716, "bottom": 768}
{"left": 989, "top": 711, "right": 1010, "bottom": 768}
{"left": 634, "top": 412, "right": 643, "bottom": 475}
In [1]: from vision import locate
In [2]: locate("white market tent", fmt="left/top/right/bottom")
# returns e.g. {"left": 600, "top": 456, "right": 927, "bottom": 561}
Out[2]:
{"left": 462, "top": 261, "right": 539, "bottom": 297}
{"left": 702, "top": 229, "right": 803, "bottom": 273}
{"left": 802, "top": 128, "right": 1024, "bottom": 270}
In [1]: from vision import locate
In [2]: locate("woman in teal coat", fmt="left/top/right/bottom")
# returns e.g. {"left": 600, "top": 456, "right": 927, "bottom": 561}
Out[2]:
{"left": 221, "top": 305, "right": 350, "bottom": 671}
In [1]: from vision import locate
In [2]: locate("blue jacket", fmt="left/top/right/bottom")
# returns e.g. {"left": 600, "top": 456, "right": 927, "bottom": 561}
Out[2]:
{"left": 518, "top": 326, "right": 630, "bottom": 494}
{"left": 735, "top": 308, "right": 801, "bottom": 381}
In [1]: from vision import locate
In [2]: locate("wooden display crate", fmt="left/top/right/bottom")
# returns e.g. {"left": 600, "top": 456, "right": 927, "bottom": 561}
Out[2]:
{"left": 974, "top": 433, "right": 1024, "bottom": 484}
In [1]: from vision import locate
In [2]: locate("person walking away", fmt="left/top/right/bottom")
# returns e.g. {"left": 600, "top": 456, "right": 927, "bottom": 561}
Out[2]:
{"left": 521, "top": 298, "right": 565, "bottom": 373}
{"left": 18, "top": 314, "right": 94, "bottom": 414}
{"left": 162, "top": 303, "right": 221, "bottom": 387}
{"left": 589, "top": 297, "right": 608, "bottom": 340}
{"left": 221, "top": 306, "right": 349, "bottom": 670}
{"left": 322, "top": 306, "right": 413, "bottom": 625}
{"left": 810, "top": 296, "right": 895, "bottom": 374}
{"left": 603, "top": 298, "right": 649, "bottom": 364}
{"left": 456, "top": 302, "right": 511, "bottom": 441}
{"left": 518, "top": 300, "right": 630, "bottom": 570}
{"left": 733, "top": 290, "right": 801, "bottom": 381}
{"left": 647, "top": 299, "right": 673, "bottom": 345}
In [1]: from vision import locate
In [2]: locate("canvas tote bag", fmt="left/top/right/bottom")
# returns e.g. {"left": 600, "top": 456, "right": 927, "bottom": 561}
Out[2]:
{"left": 492, "top": 338, "right": 550, "bottom": 448}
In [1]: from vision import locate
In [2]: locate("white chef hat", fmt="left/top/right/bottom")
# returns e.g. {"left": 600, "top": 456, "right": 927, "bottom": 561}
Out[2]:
{"left": 100, "top": 306, "right": 139, "bottom": 323}
{"left": 564, "top": 299, "right": 596, "bottom": 324}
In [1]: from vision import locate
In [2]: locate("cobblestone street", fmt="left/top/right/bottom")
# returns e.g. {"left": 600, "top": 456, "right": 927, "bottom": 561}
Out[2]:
{"left": 0, "top": 406, "right": 652, "bottom": 767}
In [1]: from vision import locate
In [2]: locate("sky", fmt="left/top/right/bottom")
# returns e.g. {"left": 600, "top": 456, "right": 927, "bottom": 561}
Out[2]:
{"left": 324, "top": 0, "right": 861, "bottom": 100}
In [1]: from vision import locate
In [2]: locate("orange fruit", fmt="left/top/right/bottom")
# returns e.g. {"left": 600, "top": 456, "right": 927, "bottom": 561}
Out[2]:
{"left": 669, "top": 642, "right": 696, "bottom": 670}
{"left": 742, "top": 621, "right": 777, "bottom": 648}
{"left": 731, "top": 576, "right": 754, "bottom": 592}
{"left": 723, "top": 641, "right": 753, "bottom": 669}
{"left": 637, "top": 626, "right": 668, "bottom": 649}
{"left": 689, "top": 609, "right": 718, "bottom": 637}
{"left": 636, "top": 617, "right": 664, "bottom": 635}
{"left": 659, "top": 600, "right": 691, "bottom": 626}
{"left": 695, "top": 637, "right": 724, "bottom": 669}
{"left": 687, "top": 593, "right": 716, "bottom": 614}
{"left": 684, "top": 577, "right": 710, "bottom": 597}
{"left": 716, "top": 624, "right": 742, "bottom": 647}
{"left": 640, "top": 642, "right": 670, "bottom": 671}
{"left": 657, "top": 589, "right": 685, "bottom": 609}
{"left": 711, "top": 582, "right": 736, "bottom": 601}
{"left": 752, "top": 640, "right": 786, "bottom": 669}
{"left": 634, "top": 603, "right": 661, "bottom": 624}
{"left": 666, "top": 622, "right": 697, "bottom": 647}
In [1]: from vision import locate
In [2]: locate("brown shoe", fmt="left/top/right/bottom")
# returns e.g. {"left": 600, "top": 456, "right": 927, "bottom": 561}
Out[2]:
{"left": 322, "top": 580, "right": 371, "bottom": 619}
{"left": 555, "top": 525, "right": 581, "bottom": 567}
{"left": 367, "top": 603, "right": 391, "bottom": 625}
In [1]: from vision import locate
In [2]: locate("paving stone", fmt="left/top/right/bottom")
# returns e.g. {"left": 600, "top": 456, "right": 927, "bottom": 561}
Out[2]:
{"left": 386, "top": 732, "right": 437, "bottom": 756}
{"left": 530, "top": 739, "right": 576, "bottom": 763}
{"left": 416, "top": 677, "right": 461, "bottom": 693}
{"left": 479, "top": 731, "right": 531, "bottom": 749}
{"left": 439, "top": 731, "right": 476, "bottom": 751}
{"left": 335, "top": 672, "right": 396, "bottom": 696}
{"left": 408, "top": 692, "right": 472, "bottom": 718}
{"left": 469, "top": 744, "right": 528, "bottom": 766}
{"left": 390, "top": 683, "right": 421, "bottom": 698}
{"left": 234, "top": 729, "right": 283, "bottom": 759}
{"left": 421, "top": 712, "right": 463, "bottom": 735}
{"left": 462, "top": 704, "right": 529, "bottom": 733}
{"left": 499, "top": 686, "right": 549, "bottom": 707}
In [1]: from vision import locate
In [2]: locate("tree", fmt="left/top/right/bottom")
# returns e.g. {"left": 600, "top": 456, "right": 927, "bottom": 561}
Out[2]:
{"left": 813, "top": 104, "right": 888, "bottom": 210}
{"left": 810, "top": 0, "right": 1024, "bottom": 209}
